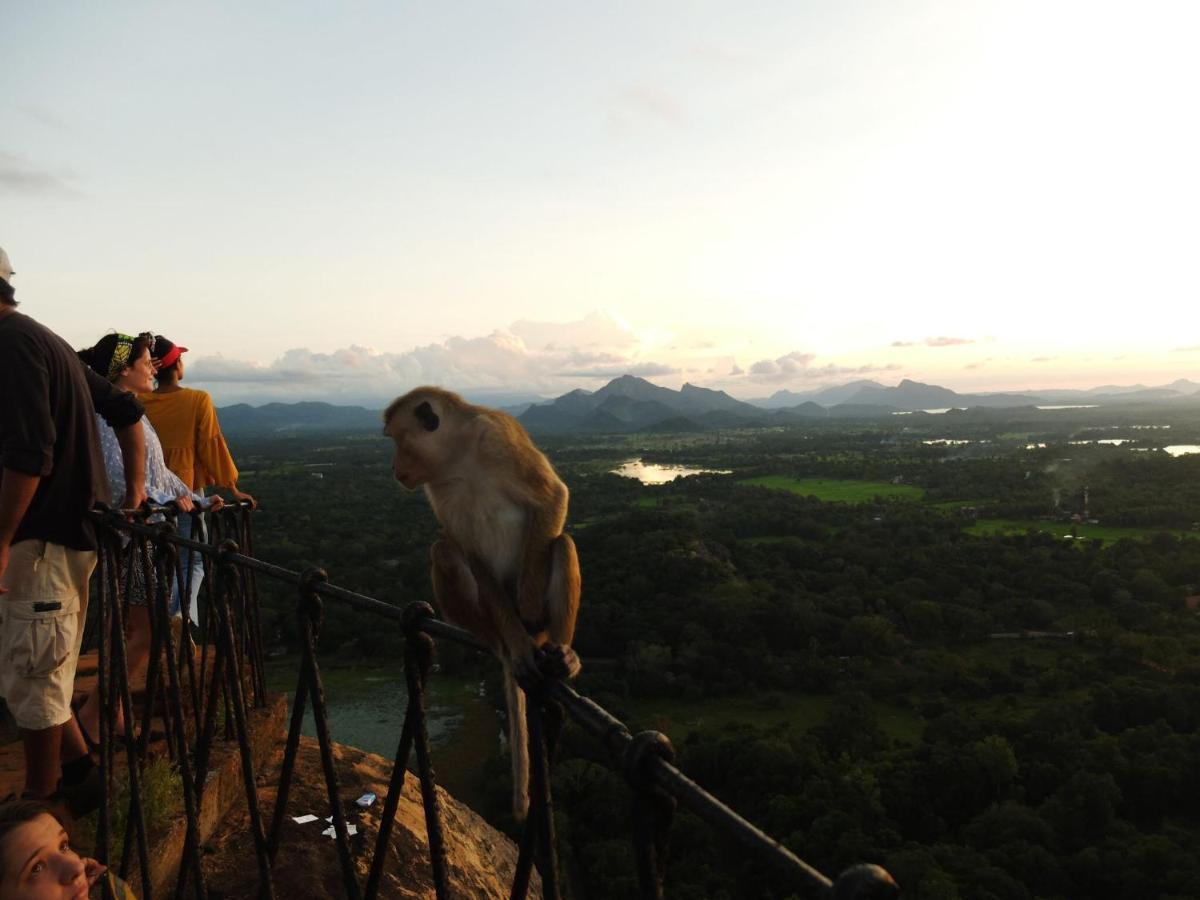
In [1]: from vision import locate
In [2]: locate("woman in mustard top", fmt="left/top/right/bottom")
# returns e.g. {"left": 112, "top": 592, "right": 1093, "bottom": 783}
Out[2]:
{"left": 139, "top": 337, "right": 255, "bottom": 622}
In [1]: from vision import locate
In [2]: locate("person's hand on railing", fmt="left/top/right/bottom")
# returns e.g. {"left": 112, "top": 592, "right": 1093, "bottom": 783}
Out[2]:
{"left": 205, "top": 493, "right": 226, "bottom": 512}
{"left": 175, "top": 493, "right": 195, "bottom": 514}
{"left": 121, "top": 484, "right": 149, "bottom": 512}
{"left": 229, "top": 487, "right": 257, "bottom": 510}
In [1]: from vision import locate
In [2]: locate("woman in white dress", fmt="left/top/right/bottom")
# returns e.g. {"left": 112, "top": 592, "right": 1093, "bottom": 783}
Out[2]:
{"left": 73, "top": 332, "right": 223, "bottom": 749}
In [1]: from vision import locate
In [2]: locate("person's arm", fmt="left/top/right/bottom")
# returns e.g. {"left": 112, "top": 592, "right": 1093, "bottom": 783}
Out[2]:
{"left": 0, "top": 334, "right": 54, "bottom": 588}
{"left": 0, "top": 469, "right": 40, "bottom": 593}
{"left": 114, "top": 421, "right": 147, "bottom": 509}
{"left": 196, "top": 392, "right": 256, "bottom": 508}
{"left": 84, "top": 362, "right": 148, "bottom": 508}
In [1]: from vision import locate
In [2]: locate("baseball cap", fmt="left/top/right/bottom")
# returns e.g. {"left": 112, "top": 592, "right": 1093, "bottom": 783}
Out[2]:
{"left": 151, "top": 335, "right": 189, "bottom": 369}
{"left": 0, "top": 247, "right": 13, "bottom": 284}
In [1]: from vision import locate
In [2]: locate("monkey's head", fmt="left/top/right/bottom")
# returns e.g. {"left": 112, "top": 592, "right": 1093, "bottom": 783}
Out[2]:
{"left": 383, "top": 386, "right": 471, "bottom": 490}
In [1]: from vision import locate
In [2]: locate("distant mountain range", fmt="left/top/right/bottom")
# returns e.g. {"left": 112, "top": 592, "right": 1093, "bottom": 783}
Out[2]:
{"left": 215, "top": 376, "right": 1200, "bottom": 435}
{"left": 217, "top": 402, "right": 383, "bottom": 435}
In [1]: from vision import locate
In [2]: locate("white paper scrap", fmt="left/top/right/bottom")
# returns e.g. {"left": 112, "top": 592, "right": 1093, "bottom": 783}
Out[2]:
{"left": 322, "top": 824, "right": 359, "bottom": 838}
{"left": 291, "top": 815, "right": 319, "bottom": 824}
{"left": 356, "top": 792, "right": 377, "bottom": 808}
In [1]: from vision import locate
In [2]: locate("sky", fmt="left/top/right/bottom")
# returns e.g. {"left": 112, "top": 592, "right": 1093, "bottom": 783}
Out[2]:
{"left": 4, "top": 1, "right": 1198, "bottom": 406}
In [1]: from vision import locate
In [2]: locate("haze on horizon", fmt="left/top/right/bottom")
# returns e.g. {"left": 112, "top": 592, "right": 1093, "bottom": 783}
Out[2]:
{"left": 4, "top": 1, "right": 1197, "bottom": 406}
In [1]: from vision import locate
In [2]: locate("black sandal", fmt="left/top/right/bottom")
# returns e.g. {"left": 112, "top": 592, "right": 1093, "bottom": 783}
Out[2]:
{"left": 73, "top": 705, "right": 101, "bottom": 755}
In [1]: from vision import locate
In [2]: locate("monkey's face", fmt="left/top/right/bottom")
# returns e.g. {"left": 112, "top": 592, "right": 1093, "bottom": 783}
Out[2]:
{"left": 385, "top": 394, "right": 446, "bottom": 490}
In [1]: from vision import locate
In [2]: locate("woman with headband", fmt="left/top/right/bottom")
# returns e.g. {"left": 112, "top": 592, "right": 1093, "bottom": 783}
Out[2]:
{"left": 73, "top": 332, "right": 223, "bottom": 751}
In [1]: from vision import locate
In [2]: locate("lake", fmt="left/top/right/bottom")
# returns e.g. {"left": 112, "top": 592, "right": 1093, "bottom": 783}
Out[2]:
{"left": 266, "top": 657, "right": 500, "bottom": 809}
{"left": 612, "top": 459, "right": 732, "bottom": 484}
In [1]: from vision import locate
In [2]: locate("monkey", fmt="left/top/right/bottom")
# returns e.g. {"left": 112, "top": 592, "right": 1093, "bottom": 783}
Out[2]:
{"left": 383, "top": 386, "right": 581, "bottom": 820}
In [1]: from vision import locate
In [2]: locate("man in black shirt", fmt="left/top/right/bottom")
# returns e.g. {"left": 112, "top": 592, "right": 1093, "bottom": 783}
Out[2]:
{"left": 0, "top": 247, "right": 147, "bottom": 806}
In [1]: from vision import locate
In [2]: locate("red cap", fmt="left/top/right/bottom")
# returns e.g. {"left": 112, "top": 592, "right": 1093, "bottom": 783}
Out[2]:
{"left": 151, "top": 336, "right": 188, "bottom": 370}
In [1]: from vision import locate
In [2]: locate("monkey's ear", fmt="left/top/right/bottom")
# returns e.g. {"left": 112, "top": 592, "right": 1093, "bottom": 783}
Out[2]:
{"left": 415, "top": 401, "right": 440, "bottom": 432}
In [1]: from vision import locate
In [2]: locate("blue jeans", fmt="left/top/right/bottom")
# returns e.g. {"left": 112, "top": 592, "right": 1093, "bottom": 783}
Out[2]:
{"left": 171, "top": 512, "right": 207, "bottom": 621}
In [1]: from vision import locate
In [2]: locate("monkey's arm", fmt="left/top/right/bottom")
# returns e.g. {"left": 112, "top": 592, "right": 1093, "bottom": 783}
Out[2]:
{"left": 514, "top": 523, "right": 581, "bottom": 682}
{"left": 431, "top": 538, "right": 543, "bottom": 667}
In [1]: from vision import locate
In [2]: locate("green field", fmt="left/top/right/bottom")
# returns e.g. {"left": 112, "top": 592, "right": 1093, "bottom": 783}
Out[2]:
{"left": 620, "top": 693, "right": 923, "bottom": 744}
{"left": 740, "top": 476, "right": 925, "bottom": 503}
{"left": 967, "top": 518, "right": 1196, "bottom": 542}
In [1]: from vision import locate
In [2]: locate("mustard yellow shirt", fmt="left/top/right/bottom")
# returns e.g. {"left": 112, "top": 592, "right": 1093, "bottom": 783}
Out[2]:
{"left": 137, "top": 388, "right": 239, "bottom": 492}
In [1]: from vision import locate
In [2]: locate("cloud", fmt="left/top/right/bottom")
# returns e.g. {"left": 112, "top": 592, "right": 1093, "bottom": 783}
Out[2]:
{"left": 729, "top": 364, "right": 744, "bottom": 376}
{"left": 924, "top": 336, "right": 974, "bottom": 347}
{"left": 891, "top": 341, "right": 916, "bottom": 348}
{"left": 1174, "top": 345, "right": 1200, "bottom": 352}
{"left": 739, "top": 350, "right": 899, "bottom": 385}
{"left": 748, "top": 351, "right": 817, "bottom": 377}
{"left": 0, "top": 151, "right": 81, "bottom": 197}
{"left": 186, "top": 313, "right": 678, "bottom": 404}
{"left": 1031, "top": 356, "right": 1055, "bottom": 363}
{"left": 556, "top": 362, "right": 679, "bottom": 378}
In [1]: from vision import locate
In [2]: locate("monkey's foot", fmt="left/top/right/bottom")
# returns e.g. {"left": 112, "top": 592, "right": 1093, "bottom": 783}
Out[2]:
{"left": 512, "top": 643, "right": 581, "bottom": 691}
{"left": 535, "top": 643, "right": 581, "bottom": 680}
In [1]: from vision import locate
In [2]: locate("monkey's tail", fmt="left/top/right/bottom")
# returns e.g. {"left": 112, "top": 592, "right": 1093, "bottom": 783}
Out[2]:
{"left": 503, "top": 664, "right": 530, "bottom": 822}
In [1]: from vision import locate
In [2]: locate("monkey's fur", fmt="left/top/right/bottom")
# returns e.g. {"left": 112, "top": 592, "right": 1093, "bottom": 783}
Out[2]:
{"left": 384, "top": 386, "right": 581, "bottom": 820}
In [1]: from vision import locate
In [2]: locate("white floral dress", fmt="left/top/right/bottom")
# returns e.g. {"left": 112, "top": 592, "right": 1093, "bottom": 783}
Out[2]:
{"left": 95, "top": 414, "right": 199, "bottom": 606}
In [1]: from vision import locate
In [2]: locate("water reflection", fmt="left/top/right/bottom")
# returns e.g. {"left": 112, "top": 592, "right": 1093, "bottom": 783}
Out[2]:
{"left": 612, "top": 458, "right": 732, "bottom": 484}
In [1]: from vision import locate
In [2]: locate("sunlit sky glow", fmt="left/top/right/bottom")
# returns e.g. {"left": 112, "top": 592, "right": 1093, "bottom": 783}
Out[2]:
{"left": 5, "top": 1, "right": 1197, "bottom": 405}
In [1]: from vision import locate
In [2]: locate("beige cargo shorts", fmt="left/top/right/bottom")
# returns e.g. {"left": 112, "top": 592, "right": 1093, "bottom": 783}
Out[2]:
{"left": 0, "top": 540, "right": 96, "bottom": 730}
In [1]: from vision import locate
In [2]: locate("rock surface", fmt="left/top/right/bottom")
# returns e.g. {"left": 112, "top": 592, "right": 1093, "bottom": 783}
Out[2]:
{"left": 203, "top": 736, "right": 536, "bottom": 899}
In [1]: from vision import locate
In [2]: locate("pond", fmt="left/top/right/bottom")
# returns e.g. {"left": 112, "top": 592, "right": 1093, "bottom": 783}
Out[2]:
{"left": 266, "top": 657, "right": 500, "bottom": 809}
{"left": 612, "top": 459, "right": 732, "bottom": 484}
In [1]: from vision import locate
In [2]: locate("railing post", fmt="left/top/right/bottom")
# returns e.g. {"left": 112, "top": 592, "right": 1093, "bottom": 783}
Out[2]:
{"left": 529, "top": 696, "right": 564, "bottom": 900}
{"left": 215, "top": 539, "right": 275, "bottom": 900}
{"left": 150, "top": 526, "right": 209, "bottom": 900}
{"left": 297, "top": 568, "right": 362, "bottom": 900}
{"left": 112, "top": 532, "right": 154, "bottom": 898}
{"left": 624, "top": 731, "right": 677, "bottom": 900}
{"left": 512, "top": 657, "right": 568, "bottom": 900}
{"left": 94, "top": 532, "right": 116, "bottom": 869}
{"left": 403, "top": 602, "right": 450, "bottom": 900}
{"left": 364, "top": 601, "right": 450, "bottom": 899}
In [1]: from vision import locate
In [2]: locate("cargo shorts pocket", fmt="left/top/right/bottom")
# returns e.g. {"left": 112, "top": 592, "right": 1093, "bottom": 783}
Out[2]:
{"left": 5, "top": 594, "right": 81, "bottom": 679}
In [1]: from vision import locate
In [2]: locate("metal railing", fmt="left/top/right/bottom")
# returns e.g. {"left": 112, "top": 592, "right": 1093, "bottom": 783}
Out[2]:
{"left": 84, "top": 504, "right": 899, "bottom": 899}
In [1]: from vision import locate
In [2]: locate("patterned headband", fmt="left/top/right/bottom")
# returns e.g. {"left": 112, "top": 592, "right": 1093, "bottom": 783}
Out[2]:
{"left": 107, "top": 334, "right": 136, "bottom": 381}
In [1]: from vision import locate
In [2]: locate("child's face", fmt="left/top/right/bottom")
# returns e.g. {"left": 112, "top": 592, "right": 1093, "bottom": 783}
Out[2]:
{"left": 0, "top": 814, "right": 88, "bottom": 900}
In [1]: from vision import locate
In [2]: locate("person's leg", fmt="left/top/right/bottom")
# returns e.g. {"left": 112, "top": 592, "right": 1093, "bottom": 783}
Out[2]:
{"left": 0, "top": 542, "right": 94, "bottom": 799}
{"left": 186, "top": 513, "right": 207, "bottom": 629}
{"left": 78, "top": 547, "right": 151, "bottom": 742}
{"left": 20, "top": 726, "right": 64, "bottom": 797}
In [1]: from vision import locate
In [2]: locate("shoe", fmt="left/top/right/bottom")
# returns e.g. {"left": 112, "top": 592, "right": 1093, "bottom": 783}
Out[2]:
{"left": 74, "top": 704, "right": 166, "bottom": 750}
{"left": 73, "top": 706, "right": 101, "bottom": 755}
{"left": 55, "top": 765, "right": 102, "bottom": 817}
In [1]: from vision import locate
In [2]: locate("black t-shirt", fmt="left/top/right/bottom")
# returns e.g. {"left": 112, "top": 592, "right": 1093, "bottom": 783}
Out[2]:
{"left": 0, "top": 311, "right": 144, "bottom": 550}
